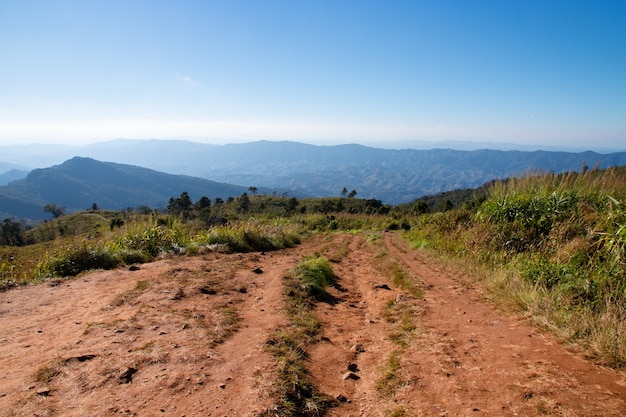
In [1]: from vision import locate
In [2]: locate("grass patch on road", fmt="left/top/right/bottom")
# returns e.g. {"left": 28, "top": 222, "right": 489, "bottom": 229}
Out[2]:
{"left": 262, "top": 255, "right": 336, "bottom": 417}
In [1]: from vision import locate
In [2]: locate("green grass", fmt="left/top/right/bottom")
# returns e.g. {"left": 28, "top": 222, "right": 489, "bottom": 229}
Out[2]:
{"left": 403, "top": 167, "right": 626, "bottom": 367}
{"left": 261, "top": 255, "right": 336, "bottom": 416}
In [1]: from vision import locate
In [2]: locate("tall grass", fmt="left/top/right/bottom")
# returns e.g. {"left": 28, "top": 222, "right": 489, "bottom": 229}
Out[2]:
{"left": 405, "top": 167, "right": 626, "bottom": 367}
{"left": 28, "top": 218, "right": 302, "bottom": 280}
{"left": 195, "top": 220, "right": 301, "bottom": 252}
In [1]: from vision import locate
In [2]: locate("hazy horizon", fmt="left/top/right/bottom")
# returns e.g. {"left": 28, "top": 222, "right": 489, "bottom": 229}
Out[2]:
{"left": 1, "top": 137, "right": 624, "bottom": 155}
{"left": 1, "top": 1, "right": 625, "bottom": 150}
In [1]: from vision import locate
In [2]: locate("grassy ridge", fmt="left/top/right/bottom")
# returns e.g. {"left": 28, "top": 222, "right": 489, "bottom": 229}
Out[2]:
{"left": 404, "top": 167, "right": 626, "bottom": 366}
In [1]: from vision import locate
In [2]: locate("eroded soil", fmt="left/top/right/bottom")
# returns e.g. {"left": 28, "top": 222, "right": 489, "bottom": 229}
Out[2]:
{"left": 1, "top": 233, "right": 625, "bottom": 416}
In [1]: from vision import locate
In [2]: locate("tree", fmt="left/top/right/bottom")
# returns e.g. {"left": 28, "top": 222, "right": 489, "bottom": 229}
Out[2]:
{"left": 348, "top": 189, "right": 357, "bottom": 199}
{"left": 91, "top": 202, "right": 99, "bottom": 211}
{"left": 137, "top": 205, "right": 152, "bottom": 215}
{"left": 195, "top": 196, "right": 212, "bottom": 221}
{"left": 195, "top": 196, "right": 211, "bottom": 210}
{"left": 238, "top": 192, "right": 250, "bottom": 213}
{"left": 248, "top": 186, "right": 258, "bottom": 196}
{"left": 341, "top": 187, "right": 348, "bottom": 197}
{"left": 286, "top": 197, "right": 299, "bottom": 214}
{"left": 412, "top": 200, "right": 430, "bottom": 215}
{"left": 439, "top": 199, "right": 454, "bottom": 212}
{"left": 1, "top": 219, "right": 23, "bottom": 246}
{"left": 44, "top": 203, "right": 66, "bottom": 219}
{"left": 167, "top": 191, "right": 193, "bottom": 215}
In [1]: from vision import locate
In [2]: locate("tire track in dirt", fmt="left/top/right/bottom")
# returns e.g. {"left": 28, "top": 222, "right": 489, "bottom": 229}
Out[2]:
{"left": 384, "top": 232, "right": 626, "bottom": 417}
{"left": 3, "top": 233, "right": 625, "bottom": 416}
{"left": 306, "top": 233, "right": 417, "bottom": 416}
{"left": 0, "top": 248, "right": 307, "bottom": 416}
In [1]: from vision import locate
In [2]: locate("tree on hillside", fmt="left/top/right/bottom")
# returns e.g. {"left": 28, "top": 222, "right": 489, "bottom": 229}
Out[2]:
{"left": 348, "top": 189, "right": 357, "bottom": 198}
{"left": 341, "top": 187, "right": 348, "bottom": 197}
{"left": 412, "top": 200, "right": 430, "bottom": 215}
{"left": 439, "top": 199, "right": 454, "bottom": 212}
{"left": 238, "top": 192, "right": 250, "bottom": 213}
{"left": 248, "top": 186, "right": 258, "bottom": 196}
{"left": 167, "top": 191, "right": 193, "bottom": 216}
{"left": 44, "top": 203, "right": 66, "bottom": 219}
{"left": 195, "top": 196, "right": 212, "bottom": 221}
{"left": 1, "top": 219, "right": 23, "bottom": 246}
{"left": 286, "top": 197, "right": 299, "bottom": 214}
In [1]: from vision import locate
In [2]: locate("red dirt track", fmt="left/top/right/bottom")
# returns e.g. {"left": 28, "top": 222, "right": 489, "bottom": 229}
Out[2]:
{"left": 1, "top": 233, "right": 624, "bottom": 416}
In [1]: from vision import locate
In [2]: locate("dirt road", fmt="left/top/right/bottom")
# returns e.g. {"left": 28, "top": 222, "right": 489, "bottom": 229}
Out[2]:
{"left": 1, "top": 233, "right": 625, "bottom": 416}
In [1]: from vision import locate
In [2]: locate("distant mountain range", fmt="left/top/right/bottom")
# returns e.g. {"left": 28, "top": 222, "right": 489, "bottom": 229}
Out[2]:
{"left": 0, "top": 157, "right": 256, "bottom": 220}
{"left": 2, "top": 139, "right": 626, "bottom": 220}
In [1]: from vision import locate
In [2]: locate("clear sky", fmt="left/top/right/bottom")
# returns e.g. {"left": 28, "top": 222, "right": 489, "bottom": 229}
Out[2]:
{"left": 1, "top": 0, "right": 625, "bottom": 150}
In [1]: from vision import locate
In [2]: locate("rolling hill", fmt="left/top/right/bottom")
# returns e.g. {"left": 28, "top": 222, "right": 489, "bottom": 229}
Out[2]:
{"left": 2, "top": 140, "right": 626, "bottom": 210}
{"left": 0, "top": 157, "right": 256, "bottom": 220}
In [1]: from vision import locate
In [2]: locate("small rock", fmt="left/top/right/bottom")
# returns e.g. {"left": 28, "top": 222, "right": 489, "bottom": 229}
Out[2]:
{"left": 218, "top": 383, "right": 226, "bottom": 389}
{"left": 119, "top": 367, "right": 137, "bottom": 384}
{"left": 347, "top": 363, "right": 359, "bottom": 372}
{"left": 128, "top": 265, "right": 140, "bottom": 271}
{"left": 336, "top": 395, "right": 348, "bottom": 402}
{"left": 350, "top": 344, "right": 365, "bottom": 353}
{"left": 36, "top": 388, "right": 51, "bottom": 396}
{"left": 342, "top": 372, "right": 360, "bottom": 380}
{"left": 252, "top": 267, "right": 263, "bottom": 274}
{"left": 199, "top": 286, "right": 216, "bottom": 295}
{"left": 374, "top": 283, "right": 391, "bottom": 290}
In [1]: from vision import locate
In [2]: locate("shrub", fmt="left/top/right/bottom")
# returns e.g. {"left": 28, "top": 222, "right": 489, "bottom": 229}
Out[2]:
{"left": 294, "top": 255, "right": 335, "bottom": 296}
{"left": 37, "top": 245, "right": 120, "bottom": 277}
{"left": 403, "top": 168, "right": 626, "bottom": 366}
{"left": 120, "top": 225, "right": 176, "bottom": 257}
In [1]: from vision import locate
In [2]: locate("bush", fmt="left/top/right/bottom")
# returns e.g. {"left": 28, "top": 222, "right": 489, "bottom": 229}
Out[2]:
{"left": 120, "top": 226, "right": 177, "bottom": 257}
{"left": 294, "top": 255, "right": 335, "bottom": 296}
{"left": 38, "top": 245, "right": 120, "bottom": 277}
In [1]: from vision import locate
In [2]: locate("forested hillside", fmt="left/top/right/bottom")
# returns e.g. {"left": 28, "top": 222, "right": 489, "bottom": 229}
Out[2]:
{"left": 0, "top": 157, "right": 256, "bottom": 220}
{"left": 2, "top": 140, "right": 626, "bottom": 205}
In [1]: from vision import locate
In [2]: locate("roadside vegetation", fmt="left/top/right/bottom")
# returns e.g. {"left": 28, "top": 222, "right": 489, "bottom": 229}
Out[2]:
{"left": 404, "top": 166, "right": 626, "bottom": 367}
{"left": 2, "top": 166, "right": 626, "bottom": 369}
{"left": 0, "top": 194, "right": 396, "bottom": 291}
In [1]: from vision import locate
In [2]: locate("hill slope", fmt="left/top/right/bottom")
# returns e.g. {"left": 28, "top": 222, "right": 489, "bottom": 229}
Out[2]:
{"left": 2, "top": 140, "right": 626, "bottom": 204}
{"left": 0, "top": 157, "right": 253, "bottom": 220}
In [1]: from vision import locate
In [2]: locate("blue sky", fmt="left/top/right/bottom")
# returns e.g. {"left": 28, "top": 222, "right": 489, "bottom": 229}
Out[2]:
{"left": 1, "top": 0, "right": 625, "bottom": 150}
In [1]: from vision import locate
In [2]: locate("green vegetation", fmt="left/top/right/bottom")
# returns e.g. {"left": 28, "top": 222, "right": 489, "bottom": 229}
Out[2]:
{"left": 262, "top": 255, "right": 336, "bottom": 416}
{"left": 404, "top": 167, "right": 626, "bottom": 367}
{"left": 3, "top": 166, "right": 626, "bottom": 369}
{"left": 0, "top": 195, "right": 397, "bottom": 290}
